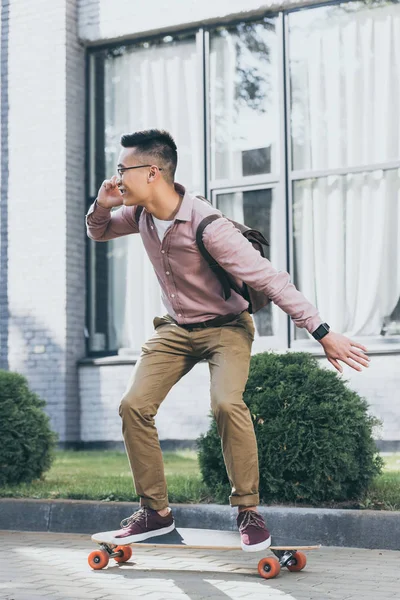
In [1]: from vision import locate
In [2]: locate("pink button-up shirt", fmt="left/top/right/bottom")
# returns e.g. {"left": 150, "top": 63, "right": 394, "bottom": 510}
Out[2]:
{"left": 86, "top": 183, "right": 322, "bottom": 333}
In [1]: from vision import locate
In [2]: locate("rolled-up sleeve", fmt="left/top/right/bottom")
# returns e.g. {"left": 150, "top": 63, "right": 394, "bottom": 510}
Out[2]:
{"left": 202, "top": 218, "right": 323, "bottom": 334}
{"left": 86, "top": 200, "right": 139, "bottom": 241}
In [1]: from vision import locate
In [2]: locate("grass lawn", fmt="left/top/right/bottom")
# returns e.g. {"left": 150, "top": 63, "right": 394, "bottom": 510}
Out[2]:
{"left": 1, "top": 450, "right": 399, "bottom": 510}
{"left": 0, "top": 450, "right": 209, "bottom": 504}
{"left": 361, "top": 454, "right": 400, "bottom": 510}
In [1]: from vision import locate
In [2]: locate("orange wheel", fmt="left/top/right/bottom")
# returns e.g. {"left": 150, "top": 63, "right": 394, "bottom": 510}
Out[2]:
{"left": 114, "top": 545, "right": 132, "bottom": 563}
{"left": 258, "top": 557, "right": 281, "bottom": 579}
{"left": 88, "top": 549, "right": 109, "bottom": 570}
{"left": 287, "top": 551, "right": 307, "bottom": 572}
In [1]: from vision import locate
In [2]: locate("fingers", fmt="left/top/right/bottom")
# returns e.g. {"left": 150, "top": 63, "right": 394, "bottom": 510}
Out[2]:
{"left": 351, "top": 346, "right": 370, "bottom": 359}
{"left": 341, "top": 356, "right": 362, "bottom": 372}
{"left": 350, "top": 340, "right": 368, "bottom": 353}
{"left": 349, "top": 349, "right": 370, "bottom": 368}
{"left": 102, "top": 177, "right": 118, "bottom": 192}
{"left": 328, "top": 357, "right": 343, "bottom": 373}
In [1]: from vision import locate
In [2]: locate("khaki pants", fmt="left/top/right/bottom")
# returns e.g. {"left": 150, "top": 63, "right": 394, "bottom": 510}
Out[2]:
{"left": 119, "top": 311, "right": 259, "bottom": 510}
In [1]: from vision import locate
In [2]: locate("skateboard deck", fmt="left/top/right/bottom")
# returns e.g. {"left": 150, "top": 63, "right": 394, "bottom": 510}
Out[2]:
{"left": 89, "top": 527, "right": 320, "bottom": 579}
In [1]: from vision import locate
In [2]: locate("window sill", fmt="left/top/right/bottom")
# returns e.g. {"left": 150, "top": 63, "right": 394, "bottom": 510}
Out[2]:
{"left": 79, "top": 355, "right": 139, "bottom": 367}
{"left": 291, "top": 336, "right": 400, "bottom": 357}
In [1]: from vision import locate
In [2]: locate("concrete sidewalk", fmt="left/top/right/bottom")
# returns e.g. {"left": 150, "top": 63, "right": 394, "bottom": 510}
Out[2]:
{"left": 1, "top": 530, "right": 399, "bottom": 600}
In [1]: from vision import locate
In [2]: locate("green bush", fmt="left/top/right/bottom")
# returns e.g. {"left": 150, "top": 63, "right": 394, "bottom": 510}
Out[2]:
{"left": 198, "top": 352, "right": 383, "bottom": 505}
{"left": 0, "top": 369, "right": 57, "bottom": 486}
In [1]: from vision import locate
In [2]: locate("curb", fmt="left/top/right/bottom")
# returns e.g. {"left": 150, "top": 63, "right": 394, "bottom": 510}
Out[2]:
{"left": 0, "top": 499, "right": 399, "bottom": 550}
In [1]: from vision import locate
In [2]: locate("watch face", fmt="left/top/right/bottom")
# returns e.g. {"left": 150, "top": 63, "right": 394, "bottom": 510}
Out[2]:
{"left": 313, "top": 323, "right": 329, "bottom": 339}
{"left": 320, "top": 324, "right": 330, "bottom": 337}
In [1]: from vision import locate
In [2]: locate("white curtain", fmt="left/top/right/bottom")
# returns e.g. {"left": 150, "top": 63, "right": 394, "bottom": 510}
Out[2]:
{"left": 294, "top": 171, "right": 400, "bottom": 337}
{"left": 104, "top": 39, "right": 203, "bottom": 351}
{"left": 291, "top": 3, "right": 400, "bottom": 337}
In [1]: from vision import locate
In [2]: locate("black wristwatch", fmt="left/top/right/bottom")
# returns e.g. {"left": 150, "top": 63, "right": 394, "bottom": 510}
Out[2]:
{"left": 312, "top": 322, "right": 330, "bottom": 341}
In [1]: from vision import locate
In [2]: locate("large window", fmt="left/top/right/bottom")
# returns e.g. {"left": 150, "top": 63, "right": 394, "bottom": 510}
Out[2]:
{"left": 87, "top": 1, "right": 400, "bottom": 355}
{"left": 288, "top": 1, "right": 400, "bottom": 342}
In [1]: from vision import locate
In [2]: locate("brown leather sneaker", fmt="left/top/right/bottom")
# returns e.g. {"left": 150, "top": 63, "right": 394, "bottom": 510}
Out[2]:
{"left": 237, "top": 510, "right": 272, "bottom": 552}
{"left": 113, "top": 506, "right": 175, "bottom": 543}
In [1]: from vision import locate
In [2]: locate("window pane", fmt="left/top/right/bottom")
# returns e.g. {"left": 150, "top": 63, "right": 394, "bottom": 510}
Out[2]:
{"left": 91, "top": 34, "right": 203, "bottom": 352}
{"left": 293, "top": 169, "right": 400, "bottom": 339}
{"left": 104, "top": 34, "right": 203, "bottom": 191}
{"left": 289, "top": 2, "right": 400, "bottom": 171}
{"left": 210, "top": 19, "right": 280, "bottom": 181}
{"left": 216, "top": 189, "right": 274, "bottom": 337}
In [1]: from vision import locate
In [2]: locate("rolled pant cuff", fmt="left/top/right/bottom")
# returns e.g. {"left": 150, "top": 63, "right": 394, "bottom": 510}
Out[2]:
{"left": 229, "top": 493, "right": 259, "bottom": 507}
{"left": 140, "top": 497, "right": 169, "bottom": 511}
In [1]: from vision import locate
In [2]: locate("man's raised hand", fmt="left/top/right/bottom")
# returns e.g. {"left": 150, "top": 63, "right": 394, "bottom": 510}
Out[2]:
{"left": 97, "top": 176, "right": 123, "bottom": 208}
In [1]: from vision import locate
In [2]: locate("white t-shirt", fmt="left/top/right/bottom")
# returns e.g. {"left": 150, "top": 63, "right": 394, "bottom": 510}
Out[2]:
{"left": 152, "top": 216, "right": 174, "bottom": 242}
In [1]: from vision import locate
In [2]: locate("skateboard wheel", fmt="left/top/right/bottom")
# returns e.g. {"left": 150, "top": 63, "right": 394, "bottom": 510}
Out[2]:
{"left": 287, "top": 551, "right": 307, "bottom": 572}
{"left": 88, "top": 549, "right": 109, "bottom": 570}
{"left": 114, "top": 545, "right": 132, "bottom": 563}
{"left": 258, "top": 557, "right": 281, "bottom": 579}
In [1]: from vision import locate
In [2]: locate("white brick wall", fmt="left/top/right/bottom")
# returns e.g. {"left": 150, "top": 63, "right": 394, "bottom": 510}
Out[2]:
{"left": 6, "top": 0, "right": 86, "bottom": 442}
{"left": 78, "top": 0, "right": 327, "bottom": 44}
{"left": 79, "top": 353, "right": 400, "bottom": 444}
{"left": 65, "top": 0, "right": 87, "bottom": 441}
{"left": 0, "top": 0, "right": 10, "bottom": 370}
{"left": 79, "top": 360, "right": 212, "bottom": 442}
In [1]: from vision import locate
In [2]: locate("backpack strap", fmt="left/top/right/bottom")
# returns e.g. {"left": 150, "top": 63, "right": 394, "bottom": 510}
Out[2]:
{"left": 196, "top": 214, "right": 233, "bottom": 301}
{"left": 134, "top": 205, "right": 144, "bottom": 228}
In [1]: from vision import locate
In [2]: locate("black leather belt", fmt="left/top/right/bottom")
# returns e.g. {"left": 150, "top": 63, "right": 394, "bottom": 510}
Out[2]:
{"left": 175, "top": 312, "right": 241, "bottom": 331}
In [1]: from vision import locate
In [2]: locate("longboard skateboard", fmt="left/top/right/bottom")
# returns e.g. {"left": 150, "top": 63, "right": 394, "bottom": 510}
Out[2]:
{"left": 89, "top": 527, "right": 321, "bottom": 579}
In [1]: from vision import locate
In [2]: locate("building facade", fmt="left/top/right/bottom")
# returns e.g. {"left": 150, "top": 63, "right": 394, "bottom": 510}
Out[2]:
{"left": 1, "top": 0, "right": 399, "bottom": 449}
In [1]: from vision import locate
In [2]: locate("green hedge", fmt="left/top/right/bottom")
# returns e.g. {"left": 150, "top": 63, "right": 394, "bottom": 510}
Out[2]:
{"left": 198, "top": 352, "right": 383, "bottom": 504}
{"left": 0, "top": 369, "right": 57, "bottom": 486}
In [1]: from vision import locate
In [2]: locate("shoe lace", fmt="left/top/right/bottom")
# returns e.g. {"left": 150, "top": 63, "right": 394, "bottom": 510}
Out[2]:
{"left": 120, "top": 507, "right": 149, "bottom": 529}
{"left": 239, "top": 510, "right": 265, "bottom": 531}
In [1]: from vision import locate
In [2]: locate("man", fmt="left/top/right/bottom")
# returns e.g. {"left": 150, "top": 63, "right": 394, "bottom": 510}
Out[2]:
{"left": 86, "top": 129, "right": 370, "bottom": 552}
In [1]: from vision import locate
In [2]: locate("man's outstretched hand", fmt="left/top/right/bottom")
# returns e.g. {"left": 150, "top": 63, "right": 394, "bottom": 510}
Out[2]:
{"left": 319, "top": 331, "right": 370, "bottom": 373}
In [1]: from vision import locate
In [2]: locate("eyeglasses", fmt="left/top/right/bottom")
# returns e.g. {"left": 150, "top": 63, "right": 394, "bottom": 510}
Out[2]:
{"left": 117, "top": 165, "right": 163, "bottom": 176}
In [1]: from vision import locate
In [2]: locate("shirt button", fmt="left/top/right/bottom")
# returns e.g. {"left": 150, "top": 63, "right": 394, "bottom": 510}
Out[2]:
{"left": 151, "top": 225, "right": 154, "bottom": 229}
{"left": 161, "top": 250, "right": 165, "bottom": 254}
{"left": 166, "top": 271, "right": 170, "bottom": 275}
{"left": 178, "top": 314, "right": 182, "bottom": 317}
{"left": 171, "top": 294, "right": 175, "bottom": 298}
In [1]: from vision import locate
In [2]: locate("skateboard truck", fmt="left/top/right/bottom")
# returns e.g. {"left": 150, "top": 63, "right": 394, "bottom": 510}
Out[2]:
{"left": 90, "top": 542, "right": 133, "bottom": 569}
{"left": 271, "top": 549, "right": 304, "bottom": 568}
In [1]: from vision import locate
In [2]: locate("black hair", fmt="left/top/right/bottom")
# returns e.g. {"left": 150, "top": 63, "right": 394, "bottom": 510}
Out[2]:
{"left": 120, "top": 129, "right": 178, "bottom": 184}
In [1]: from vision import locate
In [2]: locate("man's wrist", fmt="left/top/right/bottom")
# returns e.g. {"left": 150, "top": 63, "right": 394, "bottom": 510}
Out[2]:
{"left": 312, "top": 322, "right": 330, "bottom": 341}
{"left": 95, "top": 198, "right": 111, "bottom": 210}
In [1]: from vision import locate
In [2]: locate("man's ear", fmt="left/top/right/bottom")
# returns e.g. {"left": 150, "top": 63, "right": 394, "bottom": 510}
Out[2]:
{"left": 148, "top": 166, "right": 159, "bottom": 182}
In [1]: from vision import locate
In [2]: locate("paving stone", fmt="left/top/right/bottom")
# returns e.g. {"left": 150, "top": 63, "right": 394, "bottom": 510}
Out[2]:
{"left": 1, "top": 530, "right": 400, "bottom": 600}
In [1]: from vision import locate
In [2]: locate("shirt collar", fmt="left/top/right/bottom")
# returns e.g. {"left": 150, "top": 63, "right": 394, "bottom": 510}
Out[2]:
{"left": 174, "top": 183, "right": 194, "bottom": 222}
